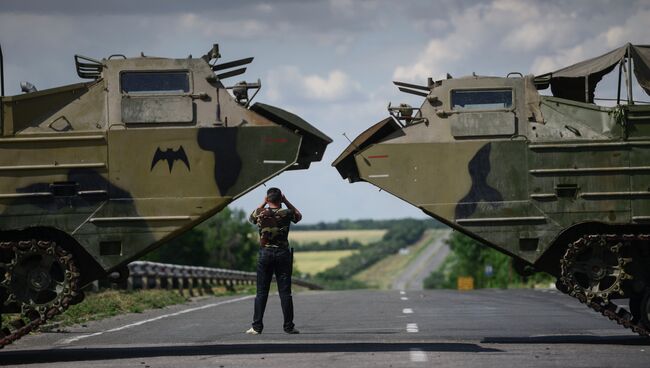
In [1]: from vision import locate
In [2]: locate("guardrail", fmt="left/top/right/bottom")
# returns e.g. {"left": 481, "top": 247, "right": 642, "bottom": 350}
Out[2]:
{"left": 115, "top": 261, "right": 322, "bottom": 295}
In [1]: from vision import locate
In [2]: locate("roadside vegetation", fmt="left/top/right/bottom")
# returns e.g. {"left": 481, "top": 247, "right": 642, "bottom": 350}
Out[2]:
{"left": 311, "top": 219, "right": 432, "bottom": 289}
{"left": 294, "top": 218, "right": 442, "bottom": 231}
{"left": 1, "top": 286, "right": 255, "bottom": 330}
{"left": 424, "top": 232, "right": 554, "bottom": 289}
{"left": 143, "top": 207, "right": 259, "bottom": 272}
{"left": 354, "top": 229, "right": 437, "bottom": 289}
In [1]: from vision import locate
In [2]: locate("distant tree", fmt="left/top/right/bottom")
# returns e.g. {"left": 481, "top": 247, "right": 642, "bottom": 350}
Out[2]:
{"left": 144, "top": 227, "right": 208, "bottom": 266}
{"left": 424, "top": 232, "right": 554, "bottom": 289}
{"left": 199, "top": 207, "right": 258, "bottom": 271}
{"left": 142, "top": 207, "right": 258, "bottom": 271}
{"left": 314, "top": 220, "right": 428, "bottom": 285}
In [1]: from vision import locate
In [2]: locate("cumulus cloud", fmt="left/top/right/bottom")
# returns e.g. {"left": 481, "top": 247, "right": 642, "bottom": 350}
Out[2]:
{"left": 303, "top": 70, "right": 353, "bottom": 100}
{"left": 393, "top": 39, "right": 462, "bottom": 82}
{"left": 265, "top": 66, "right": 361, "bottom": 103}
{"left": 393, "top": 0, "right": 649, "bottom": 82}
{"left": 530, "top": 9, "right": 650, "bottom": 74}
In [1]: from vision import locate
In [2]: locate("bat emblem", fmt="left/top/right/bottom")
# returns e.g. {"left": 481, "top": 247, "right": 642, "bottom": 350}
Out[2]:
{"left": 150, "top": 146, "right": 191, "bottom": 172}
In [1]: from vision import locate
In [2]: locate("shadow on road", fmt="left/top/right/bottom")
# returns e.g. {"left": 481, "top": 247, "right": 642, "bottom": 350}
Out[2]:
{"left": 0, "top": 342, "right": 500, "bottom": 365}
{"left": 482, "top": 335, "right": 650, "bottom": 345}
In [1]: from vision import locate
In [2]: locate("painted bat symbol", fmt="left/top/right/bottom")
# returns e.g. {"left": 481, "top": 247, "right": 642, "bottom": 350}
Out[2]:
{"left": 150, "top": 146, "right": 191, "bottom": 172}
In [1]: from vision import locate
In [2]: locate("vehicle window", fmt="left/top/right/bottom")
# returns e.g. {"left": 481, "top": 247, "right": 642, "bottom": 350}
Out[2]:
{"left": 120, "top": 71, "right": 189, "bottom": 94}
{"left": 451, "top": 89, "right": 512, "bottom": 110}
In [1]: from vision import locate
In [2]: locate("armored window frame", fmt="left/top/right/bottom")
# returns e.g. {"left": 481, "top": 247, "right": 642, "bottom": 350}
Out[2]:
{"left": 450, "top": 88, "right": 513, "bottom": 111}
{"left": 120, "top": 70, "right": 191, "bottom": 95}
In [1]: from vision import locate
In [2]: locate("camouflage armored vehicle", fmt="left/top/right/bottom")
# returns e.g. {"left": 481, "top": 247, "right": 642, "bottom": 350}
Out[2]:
{"left": 334, "top": 43, "right": 650, "bottom": 335}
{"left": 0, "top": 43, "right": 331, "bottom": 346}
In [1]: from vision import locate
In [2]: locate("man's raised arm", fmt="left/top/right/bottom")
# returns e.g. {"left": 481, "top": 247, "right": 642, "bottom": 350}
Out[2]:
{"left": 282, "top": 195, "right": 302, "bottom": 223}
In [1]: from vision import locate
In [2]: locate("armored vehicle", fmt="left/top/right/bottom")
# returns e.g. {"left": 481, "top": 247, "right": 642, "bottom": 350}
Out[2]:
{"left": 334, "top": 43, "right": 650, "bottom": 335}
{"left": 0, "top": 43, "right": 331, "bottom": 346}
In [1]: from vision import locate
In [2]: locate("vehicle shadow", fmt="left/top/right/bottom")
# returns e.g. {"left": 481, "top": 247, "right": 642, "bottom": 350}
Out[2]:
{"left": 0, "top": 342, "right": 501, "bottom": 365}
{"left": 481, "top": 335, "right": 650, "bottom": 345}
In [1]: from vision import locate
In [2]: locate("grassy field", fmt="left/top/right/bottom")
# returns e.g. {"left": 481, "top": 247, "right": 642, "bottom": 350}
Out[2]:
{"left": 289, "top": 229, "right": 386, "bottom": 245}
{"left": 1, "top": 286, "right": 255, "bottom": 330}
{"left": 353, "top": 229, "right": 439, "bottom": 289}
{"left": 294, "top": 249, "right": 358, "bottom": 275}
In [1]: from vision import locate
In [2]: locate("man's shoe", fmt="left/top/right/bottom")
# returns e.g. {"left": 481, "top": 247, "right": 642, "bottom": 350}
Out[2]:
{"left": 284, "top": 328, "right": 300, "bottom": 334}
{"left": 246, "top": 327, "right": 261, "bottom": 335}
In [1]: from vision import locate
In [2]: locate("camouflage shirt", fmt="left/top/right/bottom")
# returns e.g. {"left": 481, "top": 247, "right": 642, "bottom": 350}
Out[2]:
{"left": 249, "top": 207, "right": 297, "bottom": 248}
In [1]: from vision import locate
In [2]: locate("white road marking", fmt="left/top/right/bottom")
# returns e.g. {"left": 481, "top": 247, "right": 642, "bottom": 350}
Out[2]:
{"left": 402, "top": 308, "right": 413, "bottom": 314}
{"left": 263, "top": 160, "right": 287, "bottom": 164}
{"left": 368, "top": 174, "right": 389, "bottom": 178}
{"left": 406, "top": 323, "right": 419, "bottom": 333}
{"left": 399, "top": 290, "right": 406, "bottom": 295}
{"left": 59, "top": 295, "right": 254, "bottom": 345}
{"left": 410, "top": 349, "right": 428, "bottom": 362}
{"left": 400, "top": 297, "right": 408, "bottom": 301}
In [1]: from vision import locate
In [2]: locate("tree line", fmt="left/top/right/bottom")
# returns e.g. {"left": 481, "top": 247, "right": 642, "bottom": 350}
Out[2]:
{"left": 294, "top": 218, "right": 444, "bottom": 231}
{"left": 293, "top": 238, "right": 364, "bottom": 252}
{"left": 143, "top": 207, "right": 259, "bottom": 272}
{"left": 424, "top": 232, "right": 553, "bottom": 289}
{"left": 312, "top": 219, "right": 429, "bottom": 288}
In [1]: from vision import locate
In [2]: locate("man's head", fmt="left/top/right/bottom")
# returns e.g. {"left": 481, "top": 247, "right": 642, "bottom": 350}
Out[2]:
{"left": 266, "top": 187, "right": 282, "bottom": 204}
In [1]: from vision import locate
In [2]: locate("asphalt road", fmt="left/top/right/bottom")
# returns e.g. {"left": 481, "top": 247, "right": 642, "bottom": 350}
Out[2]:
{"left": 2, "top": 289, "right": 649, "bottom": 367}
{"left": 392, "top": 230, "right": 451, "bottom": 291}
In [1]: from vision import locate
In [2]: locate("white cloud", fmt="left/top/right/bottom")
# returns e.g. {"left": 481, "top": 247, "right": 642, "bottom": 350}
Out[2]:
{"left": 530, "top": 9, "right": 650, "bottom": 74}
{"left": 303, "top": 70, "right": 352, "bottom": 100}
{"left": 391, "top": 0, "right": 638, "bottom": 82}
{"left": 393, "top": 39, "right": 461, "bottom": 82}
{"left": 265, "top": 66, "right": 360, "bottom": 103}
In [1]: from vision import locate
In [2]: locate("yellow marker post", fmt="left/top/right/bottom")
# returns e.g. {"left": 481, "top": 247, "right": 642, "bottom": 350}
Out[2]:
{"left": 457, "top": 276, "right": 474, "bottom": 290}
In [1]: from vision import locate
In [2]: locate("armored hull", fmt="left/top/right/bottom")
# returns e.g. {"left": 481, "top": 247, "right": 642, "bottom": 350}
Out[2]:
{"left": 0, "top": 44, "right": 331, "bottom": 346}
{"left": 334, "top": 43, "right": 650, "bottom": 335}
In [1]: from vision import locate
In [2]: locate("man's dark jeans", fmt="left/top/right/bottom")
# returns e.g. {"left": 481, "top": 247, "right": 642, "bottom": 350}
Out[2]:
{"left": 252, "top": 247, "right": 294, "bottom": 332}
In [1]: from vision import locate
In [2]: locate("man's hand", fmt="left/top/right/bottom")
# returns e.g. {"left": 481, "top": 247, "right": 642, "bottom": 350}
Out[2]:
{"left": 282, "top": 195, "right": 302, "bottom": 223}
{"left": 258, "top": 197, "right": 268, "bottom": 210}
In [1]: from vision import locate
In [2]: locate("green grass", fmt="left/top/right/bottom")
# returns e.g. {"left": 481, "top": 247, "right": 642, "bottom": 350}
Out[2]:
{"left": 1, "top": 285, "right": 256, "bottom": 330}
{"left": 294, "top": 249, "right": 358, "bottom": 275}
{"left": 289, "top": 229, "right": 387, "bottom": 245}
{"left": 353, "top": 229, "right": 438, "bottom": 289}
{"left": 56, "top": 289, "right": 188, "bottom": 325}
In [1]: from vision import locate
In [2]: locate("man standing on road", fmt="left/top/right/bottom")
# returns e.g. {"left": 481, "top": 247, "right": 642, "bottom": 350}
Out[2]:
{"left": 246, "top": 187, "right": 302, "bottom": 335}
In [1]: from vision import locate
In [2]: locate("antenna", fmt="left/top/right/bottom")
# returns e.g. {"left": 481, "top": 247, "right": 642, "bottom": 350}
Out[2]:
{"left": 342, "top": 133, "right": 370, "bottom": 166}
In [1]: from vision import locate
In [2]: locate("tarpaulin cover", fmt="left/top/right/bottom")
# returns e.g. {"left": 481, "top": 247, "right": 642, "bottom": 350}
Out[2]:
{"left": 535, "top": 43, "right": 650, "bottom": 102}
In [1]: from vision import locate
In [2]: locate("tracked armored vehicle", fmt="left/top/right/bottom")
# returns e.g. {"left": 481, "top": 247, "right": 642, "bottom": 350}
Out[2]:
{"left": 0, "top": 43, "right": 331, "bottom": 346}
{"left": 334, "top": 43, "right": 650, "bottom": 335}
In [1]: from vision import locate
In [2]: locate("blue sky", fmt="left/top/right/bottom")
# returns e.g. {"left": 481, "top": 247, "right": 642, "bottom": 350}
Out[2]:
{"left": 1, "top": 0, "right": 649, "bottom": 223}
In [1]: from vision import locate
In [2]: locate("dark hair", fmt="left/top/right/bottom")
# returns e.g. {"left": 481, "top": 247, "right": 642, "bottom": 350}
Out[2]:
{"left": 266, "top": 187, "right": 282, "bottom": 203}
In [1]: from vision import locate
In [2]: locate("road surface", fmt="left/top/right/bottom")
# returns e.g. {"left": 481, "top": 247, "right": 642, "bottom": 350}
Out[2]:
{"left": 392, "top": 230, "right": 451, "bottom": 291}
{"left": 2, "top": 289, "right": 648, "bottom": 367}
